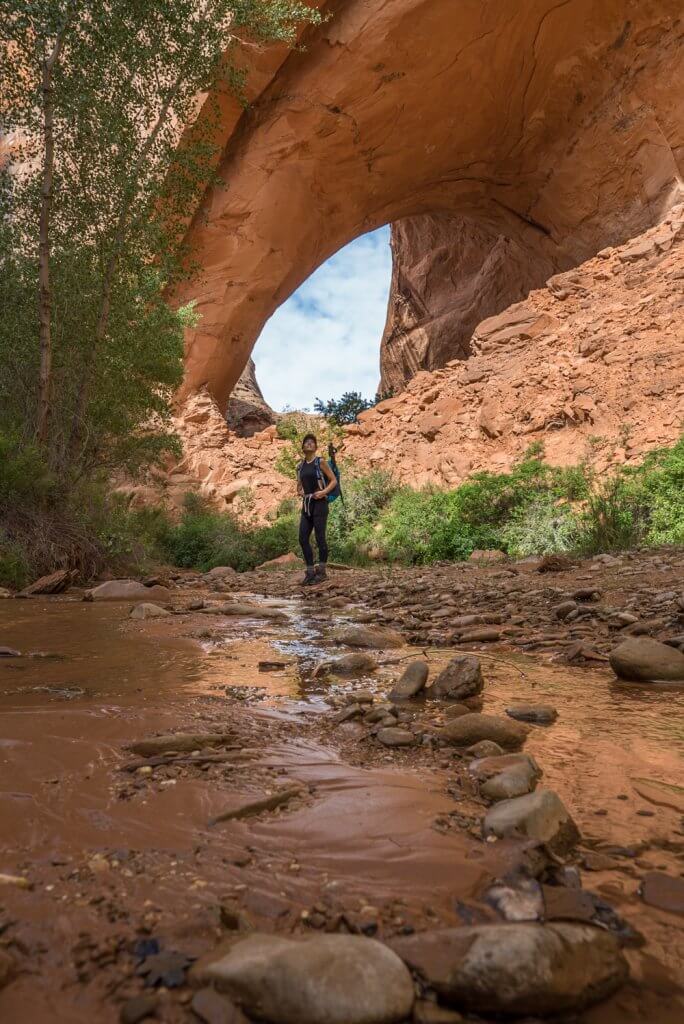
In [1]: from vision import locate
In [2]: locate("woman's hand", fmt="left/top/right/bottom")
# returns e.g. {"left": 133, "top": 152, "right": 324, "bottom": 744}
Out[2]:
{"left": 313, "top": 490, "right": 327, "bottom": 499}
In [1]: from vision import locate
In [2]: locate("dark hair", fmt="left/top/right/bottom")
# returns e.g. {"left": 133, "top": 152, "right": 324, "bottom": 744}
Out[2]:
{"left": 301, "top": 433, "right": 317, "bottom": 447}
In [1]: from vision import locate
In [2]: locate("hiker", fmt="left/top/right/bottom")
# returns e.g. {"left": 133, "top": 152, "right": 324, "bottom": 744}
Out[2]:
{"left": 297, "top": 433, "right": 338, "bottom": 585}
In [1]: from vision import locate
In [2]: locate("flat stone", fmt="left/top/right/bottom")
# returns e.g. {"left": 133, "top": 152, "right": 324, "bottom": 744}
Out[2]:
{"left": 439, "top": 714, "right": 528, "bottom": 750}
{"left": 377, "top": 727, "right": 415, "bottom": 747}
{"left": 505, "top": 703, "right": 558, "bottom": 725}
{"left": 640, "top": 872, "right": 684, "bottom": 916}
{"left": 204, "top": 565, "right": 239, "bottom": 579}
{"left": 390, "top": 922, "right": 627, "bottom": 1014}
{"left": 0, "top": 647, "right": 20, "bottom": 657}
{"left": 483, "top": 789, "right": 580, "bottom": 855}
{"left": 431, "top": 656, "right": 484, "bottom": 701}
{"left": 609, "top": 637, "right": 684, "bottom": 682}
{"left": 129, "top": 603, "right": 171, "bottom": 620}
{"left": 336, "top": 626, "right": 404, "bottom": 649}
{"left": 193, "top": 933, "right": 414, "bottom": 1024}
{"left": 389, "top": 661, "right": 428, "bottom": 700}
{"left": 86, "top": 580, "right": 172, "bottom": 602}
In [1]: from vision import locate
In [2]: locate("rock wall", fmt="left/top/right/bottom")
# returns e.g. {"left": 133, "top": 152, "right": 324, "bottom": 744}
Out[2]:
{"left": 379, "top": 215, "right": 557, "bottom": 392}
{"left": 175, "top": 0, "right": 683, "bottom": 407}
{"left": 225, "top": 358, "right": 275, "bottom": 437}
{"left": 163, "top": 209, "right": 683, "bottom": 517}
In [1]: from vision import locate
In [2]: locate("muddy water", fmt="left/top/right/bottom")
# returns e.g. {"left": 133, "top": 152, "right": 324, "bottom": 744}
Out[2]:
{"left": 0, "top": 594, "right": 683, "bottom": 1023}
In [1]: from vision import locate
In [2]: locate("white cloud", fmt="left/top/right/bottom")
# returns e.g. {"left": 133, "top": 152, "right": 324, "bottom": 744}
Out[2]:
{"left": 252, "top": 226, "right": 391, "bottom": 411}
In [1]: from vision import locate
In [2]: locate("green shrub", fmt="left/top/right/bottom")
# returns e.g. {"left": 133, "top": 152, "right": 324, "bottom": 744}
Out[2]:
{"left": 502, "top": 497, "right": 577, "bottom": 557}
{"left": 637, "top": 434, "right": 684, "bottom": 546}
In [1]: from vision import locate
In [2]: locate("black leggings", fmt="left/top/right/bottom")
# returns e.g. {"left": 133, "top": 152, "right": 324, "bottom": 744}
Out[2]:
{"left": 299, "top": 499, "right": 329, "bottom": 567}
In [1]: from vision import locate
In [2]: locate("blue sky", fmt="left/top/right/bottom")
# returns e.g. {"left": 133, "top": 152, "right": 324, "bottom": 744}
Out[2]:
{"left": 252, "top": 225, "right": 391, "bottom": 411}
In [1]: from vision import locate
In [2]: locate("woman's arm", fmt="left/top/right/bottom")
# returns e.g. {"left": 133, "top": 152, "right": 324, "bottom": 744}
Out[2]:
{"left": 314, "top": 459, "right": 337, "bottom": 498}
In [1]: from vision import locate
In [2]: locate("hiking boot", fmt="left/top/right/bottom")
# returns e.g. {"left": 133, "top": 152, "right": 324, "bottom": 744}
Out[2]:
{"left": 314, "top": 564, "right": 328, "bottom": 582}
{"left": 302, "top": 568, "right": 317, "bottom": 586}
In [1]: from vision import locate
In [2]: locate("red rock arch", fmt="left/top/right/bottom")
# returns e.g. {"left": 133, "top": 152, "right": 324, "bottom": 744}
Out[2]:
{"left": 176, "top": 0, "right": 683, "bottom": 407}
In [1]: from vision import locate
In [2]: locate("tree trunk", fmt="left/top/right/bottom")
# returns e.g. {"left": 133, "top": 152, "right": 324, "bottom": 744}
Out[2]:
{"left": 35, "top": 59, "right": 56, "bottom": 444}
{"left": 35, "top": 15, "right": 72, "bottom": 447}
{"left": 66, "top": 75, "right": 182, "bottom": 463}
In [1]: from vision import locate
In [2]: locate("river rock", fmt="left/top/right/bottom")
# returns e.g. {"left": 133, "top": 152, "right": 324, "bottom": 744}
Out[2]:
{"left": 431, "top": 656, "right": 483, "bottom": 701}
{"left": 609, "top": 637, "right": 684, "bottom": 682}
{"left": 439, "top": 714, "right": 528, "bottom": 750}
{"left": 336, "top": 626, "right": 404, "bottom": 649}
{"left": 20, "top": 568, "right": 75, "bottom": 596}
{"left": 377, "top": 727, "right": 415, "bottom": 747}
{"left": 390, "top": 923, "right": 627, "bottom": 1014}
{"left": 444, "top": 703, "right": 471, "bottom": 719}
{"left": 483, "top": 789, "right": 579, "bottom": 854}
{"left": 0, "top": 647, "right": 20, "bottom": 657}
{"left": 389, "top": 661, "right": 428, "bottom": 700}
{"left": 194, "top": 933, "right": 414, "bottom": 1024}
{"left": 86, "top": 579, "right": 172, "bottom": 602}
{"left": 0, "top": 587, "right": 12, "bottom": 598}
{"left": 129, "top": 602, "right": 171, "bottom": 620}
{"left": 204, "top": 565, "right": 239, "bottom": 580}
{"left": 470, "top": 753, "right": 542, "bottom": 802}
{"left": 466, "top": 740, "right": 504, "bottom": 758}
{"left": 506, "top": 703, "right": 558, "bottom": 725}
{"left": 318, "top": 653, "right": 378, "bottom": 676}
{"left": 481, "top": 761, "right": 541, "bottom": 801}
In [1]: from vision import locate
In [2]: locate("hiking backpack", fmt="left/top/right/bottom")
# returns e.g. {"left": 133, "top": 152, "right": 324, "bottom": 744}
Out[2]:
{"left": 298, "top": 444, "right": 342, "bottom": 503}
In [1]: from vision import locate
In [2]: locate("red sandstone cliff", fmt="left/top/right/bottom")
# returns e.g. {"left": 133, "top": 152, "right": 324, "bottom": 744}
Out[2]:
{"left": 162, "top": 208, "right": 683, "bottom": 517}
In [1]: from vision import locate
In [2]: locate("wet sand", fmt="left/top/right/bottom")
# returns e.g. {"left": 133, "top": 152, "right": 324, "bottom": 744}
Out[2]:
{"left": 0, "top": 576, "right": 682, "bottom": 1022}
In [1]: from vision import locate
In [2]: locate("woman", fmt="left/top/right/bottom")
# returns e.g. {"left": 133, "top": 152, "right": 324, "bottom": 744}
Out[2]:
{"left": 297, "top": 433, "right": 337, "bottom": 585}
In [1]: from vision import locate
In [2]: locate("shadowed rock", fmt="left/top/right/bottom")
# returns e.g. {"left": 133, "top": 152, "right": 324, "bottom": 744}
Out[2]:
{"left": 609, "top": 637, "right": 684, "bottom": 682}
{"left": 390, "top": 922, "right": 628, "bottom": 1014}
{"left": 431, "top": 656, "right": 483, "bottom": 701}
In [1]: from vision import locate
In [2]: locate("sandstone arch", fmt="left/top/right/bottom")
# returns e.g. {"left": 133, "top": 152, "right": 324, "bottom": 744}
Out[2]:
{"left": 177, "top": 0, "right": 683, "bottom": 407}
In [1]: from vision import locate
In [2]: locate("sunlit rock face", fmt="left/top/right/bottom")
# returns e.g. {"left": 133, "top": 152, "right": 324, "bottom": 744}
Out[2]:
{"left": 176, "top": 0, "right": 683, "bottom": 405}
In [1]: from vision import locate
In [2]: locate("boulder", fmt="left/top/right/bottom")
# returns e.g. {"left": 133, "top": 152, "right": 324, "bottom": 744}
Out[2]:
{"left": 505, "top": 703, "right": 558, "bottom": 725}
{"left": 336, "top": 626, "right": 404, "bottom": 649}
{"left": 431, "top": 656, "right": 484, "bottom": 701}
{"left": 377, "top": 727, "right": 415, "bottom": 747}
{"left": 193, "top": 933, "right": 414, "bottom": 1024}
{"left": 609, "top": 637, "right": 684, "bottom": 682}
{"left": 470, "top": 753, "right": 542, "bottom": 801}
{"left": 389, "top": 661, "right": 428, "bottom": 700}
{"left": 20, "top": 568, "right": 75, "bottom": 596}
{"left": 129, "top": 603, "right": 171, "bottom": 620}
{"left": 204, "top": 565, "right": 239, "bottom": 580}
{"left": 390, "top": 922, "right": 627, "bottom": 1014}
{"left": 86, "top": 580, "right": 172, "bottom": 602}
{"left": 317, "top": 653, "right": 378, "bottom": 677}
{"left": 481, "top": 761, "right": 541, "bottom": 802}
{"left": 438, "top": 714, "right": 528, "bottom": 750}
{"left": 483, "top": 789, "right": 580, "bottom": 854}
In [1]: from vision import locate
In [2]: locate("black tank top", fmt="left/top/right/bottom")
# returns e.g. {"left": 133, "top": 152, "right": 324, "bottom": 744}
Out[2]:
{"left": 299, "top": 458, "right": 321, "bottom": 495}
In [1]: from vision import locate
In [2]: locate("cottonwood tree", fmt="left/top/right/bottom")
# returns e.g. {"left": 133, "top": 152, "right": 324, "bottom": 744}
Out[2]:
{"left": 0, "top": 0, "right": 320, "bottom": 473}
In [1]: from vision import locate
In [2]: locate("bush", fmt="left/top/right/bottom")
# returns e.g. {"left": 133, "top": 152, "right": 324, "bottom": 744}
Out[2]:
{"left": 502, "top": 497, "right": 577, "bottom": 557}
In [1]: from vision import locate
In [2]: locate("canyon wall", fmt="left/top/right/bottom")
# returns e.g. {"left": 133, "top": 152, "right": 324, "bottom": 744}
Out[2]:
{"left": 177, "top": 0, "right": 683, "bottom": 408}
{"left": 161, "top": 209, "right": 683, "bottom": 517}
